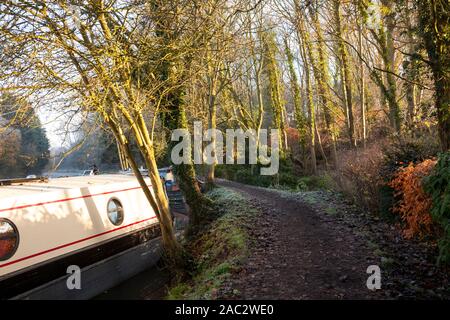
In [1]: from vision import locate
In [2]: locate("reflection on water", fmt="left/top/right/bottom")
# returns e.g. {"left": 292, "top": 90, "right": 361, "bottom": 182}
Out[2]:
{"left": 44, "top": 169, "right": 121, "bottom": 178}
{"left": 43, "top": 170, "right": 84, "bottom": 178}
{"left": 94, "top": 263, "right": 170, "bottom": 300}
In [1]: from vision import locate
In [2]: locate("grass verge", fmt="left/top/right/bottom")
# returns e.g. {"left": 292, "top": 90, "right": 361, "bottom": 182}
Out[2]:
{"left": 167, "top": 187, "right": 259, "bottom": 299}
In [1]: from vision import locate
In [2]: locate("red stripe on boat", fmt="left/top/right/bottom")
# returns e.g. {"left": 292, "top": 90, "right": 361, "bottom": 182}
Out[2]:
{"left": 0, "top": 217, "right": 159, "bottom": 268}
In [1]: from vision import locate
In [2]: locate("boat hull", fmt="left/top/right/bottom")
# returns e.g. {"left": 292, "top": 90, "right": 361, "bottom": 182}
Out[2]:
{"left": 1, "top": 223, "right": 161, "bottom": 299}
{"left": 12, "top": 235, "right": 163, "bottom": 300}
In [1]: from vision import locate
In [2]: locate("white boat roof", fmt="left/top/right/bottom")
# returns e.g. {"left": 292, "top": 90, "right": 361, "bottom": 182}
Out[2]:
{"left": 0, "top": 174, "right": 142, "bottom": 200}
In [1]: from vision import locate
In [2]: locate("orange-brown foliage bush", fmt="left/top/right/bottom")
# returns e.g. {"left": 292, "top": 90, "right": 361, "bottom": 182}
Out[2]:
{"left": 389, "top": 159, "right": 437, "bottom": 239}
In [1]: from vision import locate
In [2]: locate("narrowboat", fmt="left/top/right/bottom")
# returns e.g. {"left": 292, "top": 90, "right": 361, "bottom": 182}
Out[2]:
{"left": 0, "top": 174, "right": 183, "bottom": 299}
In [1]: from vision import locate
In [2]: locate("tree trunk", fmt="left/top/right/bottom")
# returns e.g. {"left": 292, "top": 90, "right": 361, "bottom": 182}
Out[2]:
{"left": 434, "top": 72, "right": 450, "bottom": 151}
{"left": 405, "top": 1, "right": 418, "bottom": 130}
{"left": 108, "top": 119, "right": 181, "bottom": 262}
{"left": 263, "top": 32, "right": 288, "bottom": 158}
{"left": 359, "top": 0, "right": 401, "bottom": 133}
{"left": 255, "top": 61, "right": 265, "bottom": 150}
{"left": 358, "top": 16, "right": 367, "bottom": 148}
{"left": 205, "top": 45, "right": 218, "bottom": 190}
{"left": 152, "top": 0, "right": 212, "bottom": 230}
{"left": 285, "top": 38, "right": 308, "bottom": 151}
{"left": 315, "top": 122, "right": 328, "bottom": 167}
{"left": 206, "top": 77, "right": 217, "bottom": 189}
{"left": 418, "top": 0, "right": 450, "bottom": 151}
{"left": 334, "top": 0, "right": 356, "bottom": 148}
{"left": 382, "top": 0, "right": 401, "bottom": 132}
{"left": 163, "top": 84, "right": 212, "bottom": 228}
{"left": 297, "top": 25, "right": 317, "bottom": 174}
{"left": 308, "top": 7, "right": 338, "bottom": 166}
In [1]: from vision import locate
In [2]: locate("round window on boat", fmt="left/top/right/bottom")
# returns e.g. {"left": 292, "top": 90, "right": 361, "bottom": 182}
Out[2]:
{"left": 0, "top": 218, "right": 19, "bottom": 261}
{"left": 107, "top": 198, "right": 124, "bottom": 226}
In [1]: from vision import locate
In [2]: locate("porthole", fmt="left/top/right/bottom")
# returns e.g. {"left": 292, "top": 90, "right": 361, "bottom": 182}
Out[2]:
{"left": 0, "top": 218, "right": 19, "bottom": 261}
{"left": 107, "top": 198, "right": 124, "bottom": 226}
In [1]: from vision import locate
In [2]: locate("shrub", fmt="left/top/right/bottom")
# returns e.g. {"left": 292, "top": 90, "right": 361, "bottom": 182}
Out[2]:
{"left": 257, "top": 175, "right": 273, "bottom": 187}
{"left": 278, "top": 172, "right": 299, "bottom": 187}
{"left": 378, "top": 184, "right": 397, "bottom": 222}
{"left": 295, "top": 180, "right": 308, "bottom": 191}
{"left": 212, "top": 164, "right": 227, "bottom": 179}
{"left": 234, "top": 169, "right": 254, "bottom": 184}
{"left": 424, "top": 152, "right": 450, "bottom": 264}
{"left": 333, "top": 144, "right": 385, "bottom": 213}
{"left": 377, "top": 134, "right": 440, "bottom": 218}
{"left": 389, "top": 159, "right": 437, "bottom": 239}
{"left": 301, "top": 174, "right": 335, "bottom": 190}
{"left": 381, "top": 135, "right": 441, "bottom": 179}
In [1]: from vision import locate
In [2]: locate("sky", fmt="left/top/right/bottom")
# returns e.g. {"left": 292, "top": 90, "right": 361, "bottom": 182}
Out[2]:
{"left": 39, "top": 111, "right": 63, "bottom": 149}
{"left": 38, "top": 101, "right": 83, "bottom": 150}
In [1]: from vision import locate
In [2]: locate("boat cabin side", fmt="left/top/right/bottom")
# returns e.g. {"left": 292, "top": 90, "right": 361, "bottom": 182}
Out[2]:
{"left": 0, "top": 175, "right": 159, "bottom": 280}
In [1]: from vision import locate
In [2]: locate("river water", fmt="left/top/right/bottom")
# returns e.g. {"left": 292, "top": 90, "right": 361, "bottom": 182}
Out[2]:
{"left": 43, "top": 169, "right": 85, "bottom": 178}
{"left": 94, "top": 264, "right": 170, "bottom": 300}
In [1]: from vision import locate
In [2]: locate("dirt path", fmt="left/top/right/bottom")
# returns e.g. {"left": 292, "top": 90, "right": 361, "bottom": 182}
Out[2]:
{"left": 217, "top": 179, "right": 383, "bottom": 300}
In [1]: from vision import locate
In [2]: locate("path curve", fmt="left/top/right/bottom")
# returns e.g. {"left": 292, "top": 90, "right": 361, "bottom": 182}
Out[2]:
{"left": 217, "top": 179, "right": 382, "bottom": 300}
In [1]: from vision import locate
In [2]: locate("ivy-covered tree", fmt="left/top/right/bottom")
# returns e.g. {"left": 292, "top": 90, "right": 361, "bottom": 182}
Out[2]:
{"left": 417, "top": 0, "right": 450, "bottom": 151}
{"left": 262, "top": 31, "right": 288, "bottom": 158}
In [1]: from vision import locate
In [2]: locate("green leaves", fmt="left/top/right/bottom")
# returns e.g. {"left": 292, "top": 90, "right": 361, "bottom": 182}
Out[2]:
{"left": 424, "top": 152, "right": 450, "bottom": 264}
